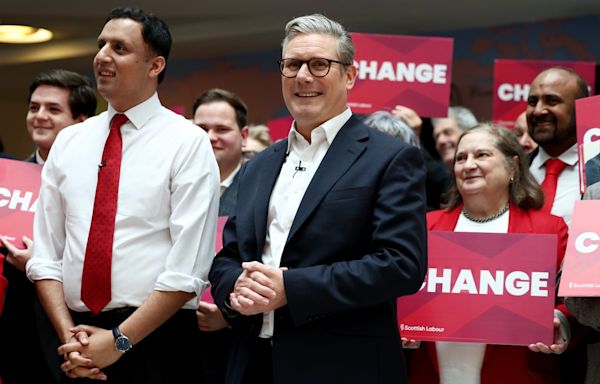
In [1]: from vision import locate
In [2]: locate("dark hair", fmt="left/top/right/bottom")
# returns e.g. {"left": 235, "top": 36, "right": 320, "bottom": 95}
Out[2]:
{"left": 539, "top": 66, "right": 590, "bottom": 99}
{"left": 28, "top": 69, "right": 97, "bottom": 119}
{"left": 192, "top": 88, "right": 248, "bottom": 129}
{"left": 444, "top": 123, "right": 544, "bottom": 211}
{"left": 106, "top": 7, "right": 172, "bottom": 83}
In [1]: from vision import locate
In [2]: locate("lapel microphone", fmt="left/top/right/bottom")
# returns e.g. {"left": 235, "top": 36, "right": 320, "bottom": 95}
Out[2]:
{"left": 294, "top": 161, "right": 306, "bottom": 172}
{"left": 98, "top": 161, "right": 106, "bottom": 169}
{"left": 293, "top": 160, "right": 306, "bottom": 178}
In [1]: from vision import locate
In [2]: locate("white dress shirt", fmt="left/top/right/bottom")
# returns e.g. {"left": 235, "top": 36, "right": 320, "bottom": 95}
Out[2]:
{"left": 27, "top": 93, "right": 220, "bottom": 311}
{"left": 259, "top": 108, "right": 352, "bottom": 337}
{"left": 529, "top": 144, "right": 580, "bottom": 226}
{"left": 436, "top": 211, "right": 509, "bottom": 384}
{"left": 34, "top": 149, "right": 46, "bottom": 165}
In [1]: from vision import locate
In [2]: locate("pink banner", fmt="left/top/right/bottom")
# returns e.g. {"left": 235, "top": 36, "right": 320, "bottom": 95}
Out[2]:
{"left": 576, "top": 96, "right": 600, "bottom": 189}
{"left": 266, "top": 115, "right": 293, "bottom": 142}
{"left": 348, "top": 33, "right": 453, "bottom": 117}
{"left": 559, "top": 201, "right": 600, "bottom": 296}
{"left": 492, "top": 59, "right": 595, "bottom": 128}
{"left": 0, "top": 158, "right": 42, "bottom": 249}
{"left": 200, "top": 215, "right": 228, "bottom": 303}
{"left": 397, "top": 231, "right": 556, "bottom": 345}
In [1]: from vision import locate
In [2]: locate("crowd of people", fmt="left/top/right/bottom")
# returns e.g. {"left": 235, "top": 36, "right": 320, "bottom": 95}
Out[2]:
{"left": 0, "top": 6, "right": 599, "bottom": 384}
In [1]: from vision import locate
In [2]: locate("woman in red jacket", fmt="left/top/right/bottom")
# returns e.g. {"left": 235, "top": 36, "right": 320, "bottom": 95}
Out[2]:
{"left": 407, "top": 123, "right": 570, "bottom": 384}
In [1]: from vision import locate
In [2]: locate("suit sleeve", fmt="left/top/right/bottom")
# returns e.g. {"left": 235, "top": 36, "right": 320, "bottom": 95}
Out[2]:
{"left": 208, "top": 164, "right": 263, "bottom": 331}
{"left": 283, "top": 144, "right": 428, "bottom": 326}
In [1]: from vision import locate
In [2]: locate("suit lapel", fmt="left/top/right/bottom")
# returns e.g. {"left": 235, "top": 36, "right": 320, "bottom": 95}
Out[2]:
{"left": 286, "top": 116, "right": 368, "bottom": 242}
{"left": 253, "top": 141, "right": 287, "bottom": 256}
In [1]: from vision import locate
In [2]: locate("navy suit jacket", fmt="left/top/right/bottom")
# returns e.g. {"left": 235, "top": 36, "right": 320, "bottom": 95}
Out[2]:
{"left": 209, "top": 115, "right": 428, "bottom": 384}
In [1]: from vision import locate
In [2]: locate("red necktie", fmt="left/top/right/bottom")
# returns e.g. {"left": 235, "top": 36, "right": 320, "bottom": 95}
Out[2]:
{"left": 81, "top": 114, "right": 128, "bottom": 315}
{"left": 540, "top": 158, "right": 567, "bottom": 212}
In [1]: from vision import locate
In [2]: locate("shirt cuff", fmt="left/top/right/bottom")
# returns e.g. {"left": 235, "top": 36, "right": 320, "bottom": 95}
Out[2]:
{"left": 25, "top": 259, "right": 63, "bottom": 283}
{"left": 155, "top": 271, "right": 205, "bottom": 296}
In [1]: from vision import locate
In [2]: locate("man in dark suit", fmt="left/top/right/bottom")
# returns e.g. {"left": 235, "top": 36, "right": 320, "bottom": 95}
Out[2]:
{"left": 585, "top": 150, "right": 600, "bottom": 187}
{"left": 193, "top": 88, "right": 249, "bottom": 217}
{"left": 0, "top": 69, "right": 96, "bottom": 384}
{"left": 0, "top": 138, "right": 17, "bottom": 159}
{"left": 209, "top": 14, "right": 427, "bottom": 384}
{"left": 192, "top": 88, "right": 250, "bottom": 383}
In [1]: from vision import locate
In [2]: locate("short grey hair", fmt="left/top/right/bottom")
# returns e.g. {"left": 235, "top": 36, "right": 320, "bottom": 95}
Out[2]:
{"left": 364, "top": 111, "right": 420, "bottom": 147}
{"left": 432, "top": 106, "right": 478, "bottom": 131}
{"left": 282, "top": 14, "right": 354, "bottom": 65}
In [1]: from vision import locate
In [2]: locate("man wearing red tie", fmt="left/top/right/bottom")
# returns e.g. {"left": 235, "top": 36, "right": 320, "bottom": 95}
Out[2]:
{"left": 26, "top": 7, "right": 220, "bottom": 383}
{"left": 527, "top": 66, "right": 589, "bottom": 226}
{"left": 526, "top": 66, "right": 589, "bottom": 383}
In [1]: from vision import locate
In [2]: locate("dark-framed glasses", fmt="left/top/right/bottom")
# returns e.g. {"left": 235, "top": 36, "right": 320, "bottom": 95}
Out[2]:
{"left": 277, "top": 57, "right": 349, "bottom": 78}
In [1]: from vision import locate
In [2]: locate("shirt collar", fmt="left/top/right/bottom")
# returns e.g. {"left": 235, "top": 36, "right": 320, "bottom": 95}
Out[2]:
{"left": 35, "top": 148, "right": 45, "bottom": 165}
{"left": 221, "top": 163, "right": 241, "bottom": 189}
{"left": 286, "top": 108, "right": 352, "bottom": 154}
{"left": 535, "top": 143, "right": 579, "bottom": 169}
{"left": 107, "top": 92, "right": 161, "bottom": 130}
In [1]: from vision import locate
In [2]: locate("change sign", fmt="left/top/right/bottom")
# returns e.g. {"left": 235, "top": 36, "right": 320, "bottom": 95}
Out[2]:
{"left": 0, "top": 158, "right": 42, "bottom": 249}
{"left": 348, "top": 33, "right": 453, "bottom": 117}
{"left": 397, "top": 231, "right": 557, "bottom": 345}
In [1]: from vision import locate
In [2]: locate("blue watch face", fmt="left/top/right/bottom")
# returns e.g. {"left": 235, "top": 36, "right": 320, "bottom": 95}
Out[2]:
{"left": 115, "top": 336, "right": 132, "bottom": 352}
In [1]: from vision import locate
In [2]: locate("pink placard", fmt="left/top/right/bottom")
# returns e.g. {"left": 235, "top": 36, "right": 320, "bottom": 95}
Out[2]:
{"left": 397, "top": 231, "right": 557, "bottom": 345}
{"left": 348, "top": 33, "right": 453, "bottom": 117}
{"left": 492, "top": 59, "right": 595, "bottom": 128}
{"left": 576, "top": 96, "right": 600, "bottom": 190}
{"left": 200, "top": 215, "right": 228, "bottom": 303}
{"left": 0, "top": 158, "right": 42, "bottom": 249}
{"left": 558, "top": 201, "right": 600, "bottom": 296}
{"left": 266, "top": 115, "right": 293, "bottom": 142}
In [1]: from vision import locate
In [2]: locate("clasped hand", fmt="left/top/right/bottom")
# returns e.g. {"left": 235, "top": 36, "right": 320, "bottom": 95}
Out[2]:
{"left": 57, "top": 325, "right": 123, "bottom": 380}
{"left": 230, "top": 261, "right": 287, "bottom": 315}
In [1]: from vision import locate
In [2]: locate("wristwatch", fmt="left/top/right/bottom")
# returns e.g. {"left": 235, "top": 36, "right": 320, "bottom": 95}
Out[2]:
{"left": 112, "top": 327, "right": 132, "bottom": 353}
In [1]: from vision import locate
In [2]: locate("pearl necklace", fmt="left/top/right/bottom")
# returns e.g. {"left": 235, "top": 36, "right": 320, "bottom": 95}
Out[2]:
{"left": 462, "top": 203, "right": 509, "bottom": 223}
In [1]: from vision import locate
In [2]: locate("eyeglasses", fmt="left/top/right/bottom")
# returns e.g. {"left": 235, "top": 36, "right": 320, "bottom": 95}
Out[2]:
{"left": 277, "top": 58, "right": 349, "bottom": 78}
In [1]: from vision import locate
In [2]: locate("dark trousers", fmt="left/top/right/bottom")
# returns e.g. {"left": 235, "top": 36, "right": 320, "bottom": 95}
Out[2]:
{"left": 0, "top": 261, "right": 61, "bottom": 384}
{"left": 226, "top": 336, "right": 272, "bottom": 384}
{"left": 67, "top": 308, "right": 200, "bottom": 384}
{"left": 198, "top": 329, "right": 231, "bottom": 384}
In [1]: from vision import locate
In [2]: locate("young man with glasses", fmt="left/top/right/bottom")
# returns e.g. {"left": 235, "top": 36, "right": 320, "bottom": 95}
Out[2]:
{"left": 210, "top": 13, "right": 427, "bottom": 384}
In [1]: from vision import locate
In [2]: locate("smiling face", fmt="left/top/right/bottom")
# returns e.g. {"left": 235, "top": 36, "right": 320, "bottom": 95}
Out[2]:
{"left": 433, "top": 117, "right": 463, "bottom": 168}
{"left": 193, "top": 100, "right": 248, "bottom": 180}
{"left": 526, "top": 68, "right": 579, "bottom": 156}
{"left": 94, "top": 18, "right": 165, "bottom": 111}
{"left": 454, "top": 130, "right": 513, "bottom": 202}
{"left": 513, "top": 111, "right": 538, "bottom": 154}
{"left": 27, "top": 85, "right": 83, "bottom": 160}
{"left": 281, "top": 33, "right": 357, "bottom": 137}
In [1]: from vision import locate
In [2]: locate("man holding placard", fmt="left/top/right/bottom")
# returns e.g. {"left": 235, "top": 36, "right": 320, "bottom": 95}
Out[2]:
{"left": 0, "top": 69, "right": 96, "bottom": 384}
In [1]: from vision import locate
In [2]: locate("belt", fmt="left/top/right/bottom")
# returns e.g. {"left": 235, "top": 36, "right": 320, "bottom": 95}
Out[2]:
{"left": 70, "top": 307, "right": 136, "bottom": 328}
